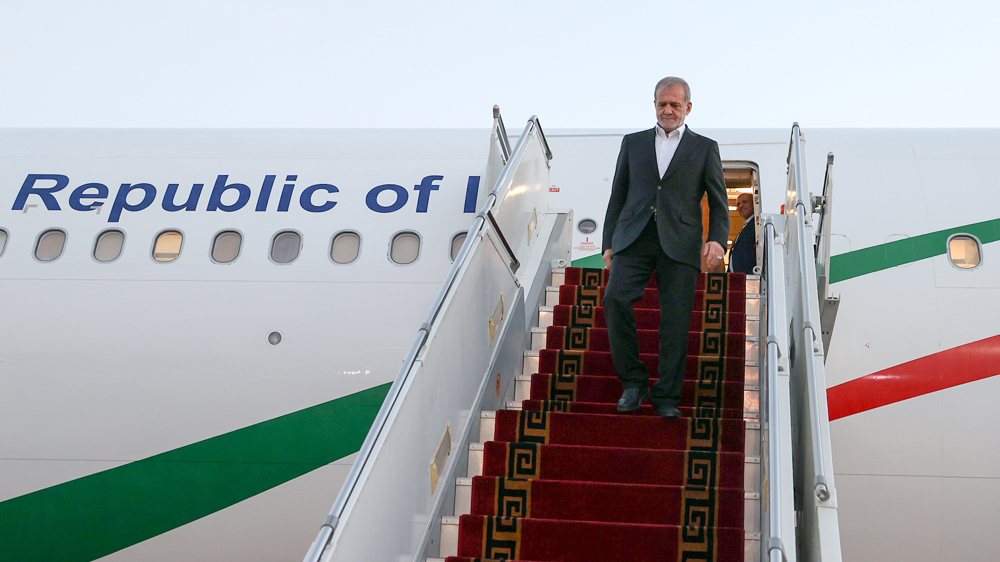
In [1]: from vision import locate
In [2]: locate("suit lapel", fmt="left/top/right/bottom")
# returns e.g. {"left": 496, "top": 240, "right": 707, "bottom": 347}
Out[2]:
{"left": 662, "top": 127, "right": 697, "bottom": 181}
{"left": 641, "top": 128, "right": 658, "bottom": 180}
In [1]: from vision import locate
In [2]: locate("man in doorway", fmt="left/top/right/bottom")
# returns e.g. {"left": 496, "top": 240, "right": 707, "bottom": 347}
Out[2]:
{"left": 729, "top": 193, "right": 756, "bottom": 274}
{"left": 601, "top": 76, "right": 730, "bottom": 418}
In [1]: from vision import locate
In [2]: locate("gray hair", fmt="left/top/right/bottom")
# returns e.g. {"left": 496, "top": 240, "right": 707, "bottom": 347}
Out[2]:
{"left": 654, "top": 77, "right": 691, "bottom": 103}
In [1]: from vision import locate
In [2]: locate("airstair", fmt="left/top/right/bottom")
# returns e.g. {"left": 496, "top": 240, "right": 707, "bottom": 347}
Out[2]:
{"left": 303, "top": 116, "right": 842, "bottom": 562}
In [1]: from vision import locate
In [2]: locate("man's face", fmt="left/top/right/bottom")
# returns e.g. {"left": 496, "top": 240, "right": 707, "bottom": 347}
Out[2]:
{"left": 654, "top": 84, "right": 692, "bottom": 133}
{"left": 736, "top": 194, "right": 754, "bottom": 219}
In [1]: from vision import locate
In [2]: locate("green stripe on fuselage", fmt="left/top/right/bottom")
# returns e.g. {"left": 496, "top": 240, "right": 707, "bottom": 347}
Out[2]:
{"left": 830, "top": 217, "right": 1000, "bottom": 283}
{"left": 571, "top": 253, "right": 606, "bottom": 269}
{"left": 0, "top": 383, "right": 391, "bottom": 562}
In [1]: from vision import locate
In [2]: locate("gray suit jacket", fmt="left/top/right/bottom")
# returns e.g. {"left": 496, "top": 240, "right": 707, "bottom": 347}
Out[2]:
{"left": 602, "top": 127, "right": 730, "bottom": 269}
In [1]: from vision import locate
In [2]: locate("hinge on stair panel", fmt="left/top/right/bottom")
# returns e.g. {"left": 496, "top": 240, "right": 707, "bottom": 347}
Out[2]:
{"left": 538, "top": 306, "right": 554, "bottom": 329}
{"left": 515, "top": 374, "right": 532, "bottom": 403}
{"left": 745, "top": 425, "right": 761, "bottom": 458}
{"left": 550, "top": 267, "right": 566, "bottom": 287}
{"left": 467, "top": 444, "right": 484, "bottom": 477}
{"left": 530, "top": 327, "right": 547, "bottom": 352}
{"left": 744, "top": 362, "right": 760, "bottom": 386}
{"left": 820, "top": 295, "right": 841, "bottom": 359}
{"left": 479, "top": 411, "right": 496, "bottom": 443}
{"left": 745, "top": 456, "right": 761, "bottom": 499}
{"left": 545, "top": 286, "right": 560, "bottom": 307}
{"left": 454, "top": 478, "right": 472, "bottom": 517}
{"left": 439, "top": 517, "right": 460, "bottom": 558}
{"left": 522, "top": 352, "right": 539, "bottom": 378}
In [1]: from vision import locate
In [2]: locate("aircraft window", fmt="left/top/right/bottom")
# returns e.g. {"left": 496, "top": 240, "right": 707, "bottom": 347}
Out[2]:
{"left": 271, "top": 231, "right": 301, "bottom": 264}
{"left": 577, "top": 218, "right": 598, "bottom": 234}
{"left": 390, "top": 231, "right": 421, "bottom": 265}
{"left": 212, "top": 230, "right": 242, "bottom": 264}
{"left": 35, "top": 229, "right": 66, "bottom": 262}
{"left": 94, "top": 230, "right": 124, "bottom": 262}
{"left": 153, "top": 230, "right": 183, "bottom": 262}
{"left": 331, "top": 231, "right": 361, "bottom": 264}
{"left": 0, "top": 229, "right": 7, "bottom": 257}
{"left": 450, "top": 231, "right": 468, "bottom": 262}
{"left": 948, "top": 235, "right": 982, "bottom": 269}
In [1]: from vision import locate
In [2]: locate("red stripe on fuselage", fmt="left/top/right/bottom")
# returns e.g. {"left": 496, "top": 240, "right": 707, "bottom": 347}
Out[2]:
{"left": 828, "top": 334, "right": 1000, "bottom": 420}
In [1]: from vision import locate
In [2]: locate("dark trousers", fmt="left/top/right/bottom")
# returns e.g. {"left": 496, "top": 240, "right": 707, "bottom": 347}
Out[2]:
{"left": 604, "top": 219, "right": 698, "bottom": 407}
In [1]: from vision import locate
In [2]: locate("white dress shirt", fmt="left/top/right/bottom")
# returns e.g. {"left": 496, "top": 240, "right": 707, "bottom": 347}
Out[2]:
{"left": 654, "top": 123, "right": 685, "bottom": 179}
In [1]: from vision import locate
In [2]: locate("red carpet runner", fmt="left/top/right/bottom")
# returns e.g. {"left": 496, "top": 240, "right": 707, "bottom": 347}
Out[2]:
{"left": 447, "top": 268, "right": 747, "bottom": 562}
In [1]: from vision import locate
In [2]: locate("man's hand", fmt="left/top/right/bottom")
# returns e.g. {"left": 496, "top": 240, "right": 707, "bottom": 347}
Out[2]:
{"left": 702, "top": 241, "right": 725, "bottom": 268}
{"left": 603, "top": 249, "right": 613, "bottom": 269}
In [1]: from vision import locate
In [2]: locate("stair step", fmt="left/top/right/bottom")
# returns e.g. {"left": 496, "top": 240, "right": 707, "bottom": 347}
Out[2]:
{"left": 469, "top": 476, "right": 744, "bottom": 527}
{"left": 544, "top": 326, "right": 747, "bottom": 357}
{"left": 552, "top": 304, "right": 749, "bottom": 333}
{"left": 528, "top": 374, "right": 744, "bottom": 410}
{"left": 455, "top": 515, "right": 745, "bottom": 562}
{"left": 491, "top": 410, "right": 745, "bottom": 453}
{"left": 481, "top": 441, "right": 744, "bottom": 487}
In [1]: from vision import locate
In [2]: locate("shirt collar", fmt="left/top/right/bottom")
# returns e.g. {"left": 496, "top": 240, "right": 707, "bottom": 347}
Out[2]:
{"left": 655, "top": 123, "right": 686, "bottom": 140}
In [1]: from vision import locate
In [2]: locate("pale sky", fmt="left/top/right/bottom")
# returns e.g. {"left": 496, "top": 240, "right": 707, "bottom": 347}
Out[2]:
{"left": 2, "top": 0, "right": 998, "bottom": 130}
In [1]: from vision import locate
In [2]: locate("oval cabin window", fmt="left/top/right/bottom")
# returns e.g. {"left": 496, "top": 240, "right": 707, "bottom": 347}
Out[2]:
{"left": 35, "top": 229, "right": 66, "bottom": 262}
{"left": 0, "top": 229, "right": 7, "bottom": 257}
{"left": 450, "top": 232, "right": 467, "bottom": 262}
{"left": 948, "top": 235, "right": 982, "bottom": 269}
{"left": 331, "top": 231, "right": 361, "bottom": 264}
{"left": 577, "top": 218, "right": 598, "bottom": 234}
{"left": 94, "top": 230, "right": 124, "bottom": 262}
{"left": 212, "top": 231, "right": 242, "bottom": 263}
{"left": 153, "top": 231, "right": 183, "bottom": 262}
{"left": 271, "top": 231, "right": 301, "bottom": 264}
{"left": 390, "top": 231, "right": 420, "bottom": 265}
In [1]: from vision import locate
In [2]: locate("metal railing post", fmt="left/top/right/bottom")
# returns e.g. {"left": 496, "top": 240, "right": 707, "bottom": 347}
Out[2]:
{"left": 788, "top": 125, "right": 831, "bottom": 503}
{"left": 764, "top": 217, "right": 788, "bottom": 562}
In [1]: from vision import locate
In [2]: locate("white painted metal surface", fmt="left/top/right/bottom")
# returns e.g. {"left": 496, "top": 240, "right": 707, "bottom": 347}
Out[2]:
{"left": 0, "top": 128, "right": 490, "bottom": 562}
{"left": 783, "top": 127, "right": 842, "bottom": 561}
{"left": 489, "top": 118, "right": 551, "bottom": 272}
{"left": 315, "top": 225, "right": 520, "bottom": 561}
{"left": 315, "top": 121, "right": 566, "bottom": 561}
{"left": 762, "top": 217, "right": 796, "bottom": 562}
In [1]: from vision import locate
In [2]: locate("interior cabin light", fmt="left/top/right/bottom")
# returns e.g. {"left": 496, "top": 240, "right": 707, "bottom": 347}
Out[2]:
{"left": 948, "top": 235, "right": 982, "bottom": 269}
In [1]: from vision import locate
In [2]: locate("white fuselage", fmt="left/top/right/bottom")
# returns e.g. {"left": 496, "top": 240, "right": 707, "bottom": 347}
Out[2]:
{"left": 2, "top": 127, "right": 998, "bottom": 562}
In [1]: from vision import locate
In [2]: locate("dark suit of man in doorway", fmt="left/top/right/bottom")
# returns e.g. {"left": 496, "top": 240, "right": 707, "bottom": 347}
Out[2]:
{"left": 601, "top": 77, "right": 730, "bottom": 418}
{"left": 728, "top": 192, "right": 757, "bottom": 274}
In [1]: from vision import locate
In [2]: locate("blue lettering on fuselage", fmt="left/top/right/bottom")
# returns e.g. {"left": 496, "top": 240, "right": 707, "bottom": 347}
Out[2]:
{"left": 10, "top": 174, "right": 481, "bottom": 221}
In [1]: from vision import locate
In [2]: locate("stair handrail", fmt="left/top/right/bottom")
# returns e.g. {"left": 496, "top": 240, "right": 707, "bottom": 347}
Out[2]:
{"left": 488, "top": 115, "right": 552, "bottom": 206}
{"left": 493, "top": 105, "right": 512, "bottom": 161}
{"left": 480, "top": 115, "right": 552, "bottom": 275}
{"left": 764, "top": 217, "right": 788, "bottom": 562}
{"left": 786, "top": 123, "right": 831, "bottom": 502}
{"left": 486, "top": 106, "right": 512, "bottom": 191}
{"left": 302, "top": 112, "right": 547, "bottom": 562}
{"left": 815, "top": 153, "right": 834, "bottom": 302}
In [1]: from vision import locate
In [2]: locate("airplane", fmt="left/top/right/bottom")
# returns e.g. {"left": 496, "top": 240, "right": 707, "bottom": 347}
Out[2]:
{"left": 1, "top": 117, "right": 997, "bottom": 562}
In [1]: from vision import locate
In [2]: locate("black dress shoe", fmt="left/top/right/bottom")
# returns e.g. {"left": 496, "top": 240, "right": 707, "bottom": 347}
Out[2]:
{"left": 617, "top": 388, "right": 650, "bottom": 412}
{"left": 654, "top": 404, "right": 683, "bottom": 419}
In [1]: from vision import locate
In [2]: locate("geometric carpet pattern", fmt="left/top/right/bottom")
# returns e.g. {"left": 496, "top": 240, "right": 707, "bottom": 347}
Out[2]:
{"left": 447, "top": 267, "right": 747, "bottom": 561}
